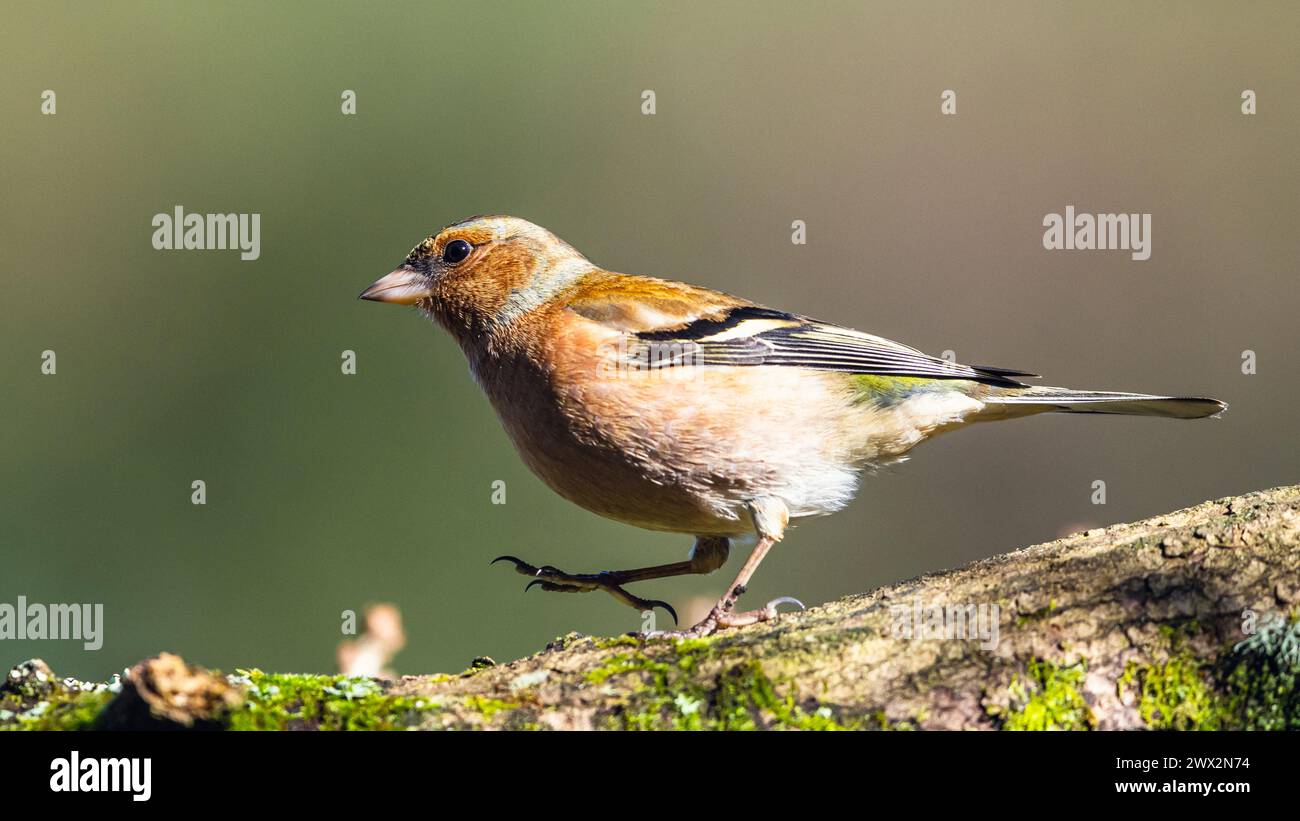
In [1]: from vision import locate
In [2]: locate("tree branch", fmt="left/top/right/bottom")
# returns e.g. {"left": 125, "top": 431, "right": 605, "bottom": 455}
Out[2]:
{"left": 5, "top": 485, "right": 1299, "bottom": 730}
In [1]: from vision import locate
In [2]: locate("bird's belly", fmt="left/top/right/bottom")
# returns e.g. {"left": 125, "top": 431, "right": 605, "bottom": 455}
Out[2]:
{"left": 483, "top": 361, "right": 880, "bottom": 535}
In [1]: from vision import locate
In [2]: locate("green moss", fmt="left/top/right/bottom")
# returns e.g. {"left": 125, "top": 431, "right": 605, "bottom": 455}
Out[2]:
{"left": 585, "top": 641, "right": 863, "bottom": 730}
{"left": 585, "top": 651, "right": 672, "bottom": 688}
{"left": 0, "top": 689, "right": 114, "bottom": 731}
{"left": 1111, "top": 617, "right": 1300, "bottom": 731}
{"left": 1119, "top": 651, "right": 1220, "bottom": 730}
{"left": 0, "top": 661, "right": 116, "bottom": 731}
{"left": 225, "top": 669, "right": 438, "bottom": 731}
{"left": 1219, "top": 615, "right": 1300, "bottom": 730}
{"left": 590, "top": 634, "right": 644, "bottom": 650}
{"left": 1114, "top": 624, "right": 1219, "bottom": 730}
{"left": 997, "top": 658, "right": 1095, "bottom": 730}
{"left": 461, "top": 695, "right": 521, "bottom": 720}
{"left": 711, "top": 661, "right": 857, "bottom": 730}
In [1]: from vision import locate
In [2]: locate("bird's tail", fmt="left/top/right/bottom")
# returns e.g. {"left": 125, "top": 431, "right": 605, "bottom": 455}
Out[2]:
{"left": 980, "top": 385, "right": 1226, "bottom": 420}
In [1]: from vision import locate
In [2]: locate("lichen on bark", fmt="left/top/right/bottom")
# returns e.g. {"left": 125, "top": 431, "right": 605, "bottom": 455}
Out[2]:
{"left": 4, "top": 485, "right": 1298, "bottom": 731}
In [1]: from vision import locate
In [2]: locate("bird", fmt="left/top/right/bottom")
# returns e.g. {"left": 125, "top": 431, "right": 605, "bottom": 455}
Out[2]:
{"left": 360, "top": 215, "right": 1226, "bottom": 637}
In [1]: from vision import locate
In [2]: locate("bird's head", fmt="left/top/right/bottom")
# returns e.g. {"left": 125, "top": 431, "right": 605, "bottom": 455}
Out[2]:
{"left": 359, "top": 215, "right": 595, "bottom": 339}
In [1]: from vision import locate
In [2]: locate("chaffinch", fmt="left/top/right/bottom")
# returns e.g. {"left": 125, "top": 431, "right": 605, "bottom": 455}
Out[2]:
{"left": 360, "top": 215, "right": 1225, "bottom": 637}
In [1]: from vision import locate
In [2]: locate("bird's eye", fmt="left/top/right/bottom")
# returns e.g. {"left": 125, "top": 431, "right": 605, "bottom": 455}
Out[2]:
{"left": 442, "top": 239, "right": 472, "bottom": 264}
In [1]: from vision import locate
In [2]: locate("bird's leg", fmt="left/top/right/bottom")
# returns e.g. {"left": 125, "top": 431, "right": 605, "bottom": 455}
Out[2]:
{"left": 492, "top": 536, "right": 731, "bottom": 626}
{"left": 650, "top": 497, "right": 803, "bottom": 638}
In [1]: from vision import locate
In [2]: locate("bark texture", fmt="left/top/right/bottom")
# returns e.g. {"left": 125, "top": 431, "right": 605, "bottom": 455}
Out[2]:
{"left": 5, "top": 485, "right": 1299, "bottom": 730}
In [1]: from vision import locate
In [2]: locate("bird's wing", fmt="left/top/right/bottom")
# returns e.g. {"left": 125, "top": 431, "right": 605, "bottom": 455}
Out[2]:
{"left": 565, "top": 274, "right": 1036, "bottom": 387}
{"left": 563, "top": 273, "right": 749, "bottom": 333}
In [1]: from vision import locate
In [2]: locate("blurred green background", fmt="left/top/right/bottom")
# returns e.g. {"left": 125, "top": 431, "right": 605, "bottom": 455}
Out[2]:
{"left": 2, "top": 1, "right": 1296, "bottom": 680}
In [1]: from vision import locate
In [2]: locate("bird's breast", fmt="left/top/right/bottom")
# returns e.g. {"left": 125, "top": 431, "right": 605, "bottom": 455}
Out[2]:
{"left": 466, "top": 319, "right": 905, "bottom": 534}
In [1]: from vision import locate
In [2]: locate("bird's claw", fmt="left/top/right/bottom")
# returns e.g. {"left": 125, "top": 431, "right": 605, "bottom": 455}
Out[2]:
{"left": 495, "top": 554, "right": 678, "bottom": 624}
{"left": 643, "top": 599, "right": 678, "bottom": 625}
{"left": 765, "top": 596, "right": 805, "bottom": 615}
{"left": 491, "top": 555, "right": 541, "bottom": 576}
{"left": 644, "top": 594, "right": 804, "bottom": 639}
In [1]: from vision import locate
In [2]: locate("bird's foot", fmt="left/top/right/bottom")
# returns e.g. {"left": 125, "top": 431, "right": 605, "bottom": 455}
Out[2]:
{"left": 644, "top": 595, "right": 804, "bottom": 639}
{"left": 491, "top": 555, "right": 678, "bottom": 625}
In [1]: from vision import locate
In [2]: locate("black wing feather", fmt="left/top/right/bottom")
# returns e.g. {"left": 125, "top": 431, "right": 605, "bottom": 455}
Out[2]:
{"left": 630, "top": 306, "right": 1032, "bottom": 388}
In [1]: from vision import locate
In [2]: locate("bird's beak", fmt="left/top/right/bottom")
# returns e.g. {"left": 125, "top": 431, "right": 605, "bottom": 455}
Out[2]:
{"left": 358, "top": 266, "right": 434, "bottom": 304}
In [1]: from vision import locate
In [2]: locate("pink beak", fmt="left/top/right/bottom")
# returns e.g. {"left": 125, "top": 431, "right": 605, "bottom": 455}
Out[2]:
{"left": 358, "top": 266, "right": 434, "bottom": 305}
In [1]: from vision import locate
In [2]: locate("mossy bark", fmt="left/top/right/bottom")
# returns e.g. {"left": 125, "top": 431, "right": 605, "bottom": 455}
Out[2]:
{"left": 5, "top": 485, "right": 1299, "bottom": 730}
